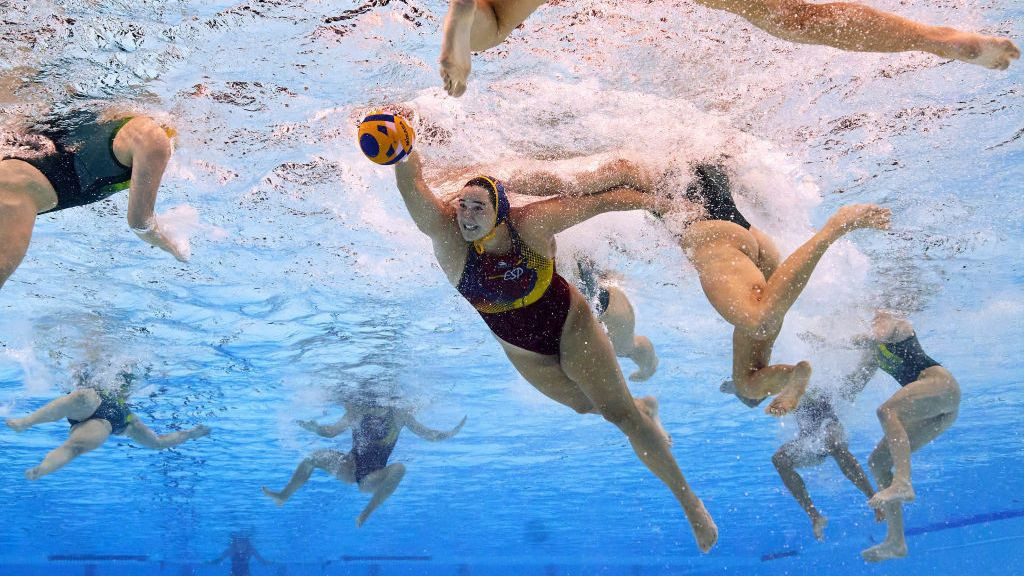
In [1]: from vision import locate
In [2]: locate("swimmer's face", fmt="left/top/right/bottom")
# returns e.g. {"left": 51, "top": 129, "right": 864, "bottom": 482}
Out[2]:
{"left": 456, "top": 186, "right": 496, "bottom": 241}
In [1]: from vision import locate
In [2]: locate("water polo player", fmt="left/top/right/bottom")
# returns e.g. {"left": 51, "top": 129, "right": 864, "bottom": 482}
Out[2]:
{"left": 0, "top": 108, "right": 189, "bottom": 291}
{"left": 666, "top": 165, "right": 890, "bottom": 415}
{"left": 389, "top": 147, "right": 718, "bottom": 552}
{"left": 4, "top": 367, "right": 210, "bottom": 480}
{"left": 572, "top": 254, "right": 658, "bottom": 382}
{"left": 438, "top": 0, "right": 1018, "bottom": 96}
{"left": 262, "top": 399, "right": 466, "bottom": 527}
{"left": 839, "top": 310, "right": 961, "bottom": 562}
{"left": 769, "top": 389, "right": 875, "bottom": 541}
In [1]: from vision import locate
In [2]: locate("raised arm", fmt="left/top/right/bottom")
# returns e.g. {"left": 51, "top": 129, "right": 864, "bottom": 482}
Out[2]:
{"left": 506, "top": 158, "right": 653, "bottom": 197}
{"left": 404, "top": 414, "right": 466, "bottom": 441}
{"left": 394, "top": 150, "right": 456, "bottom": 237}
{"left": 115, "top": 117, "right": 189, "bottom": 262}
{"left": 516, "top": 186, "right": 662, "bottom": 242}
{"left": 297, "top": 411, "right": 355, "bottom": 438}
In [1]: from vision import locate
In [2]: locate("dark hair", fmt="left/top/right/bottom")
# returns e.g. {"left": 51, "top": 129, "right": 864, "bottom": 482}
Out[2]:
{"left": 464, "top": 177, "right": 498, "bottom": 208}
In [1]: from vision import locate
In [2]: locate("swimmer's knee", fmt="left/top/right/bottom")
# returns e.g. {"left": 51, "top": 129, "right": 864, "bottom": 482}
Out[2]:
{"left": 599, "top": 404, "right": 637, "bottom": 427}
{"left": 876, "top": 402, "right": 898, "bottom": 424}
{"left": 568, "top": 400, "right": 594, "bottom": 415}
{"left": 772, "top": 450, "right": 792, "bottom": 470}
{"left": 730, "top": 376, "right": 763, "bottom": 401}
{"left": 305, "top": 451, "right": 335, "bottom": 470}
{"left": 734, "top": 290, "right": 777, "bottom": 337}
{"left": 68, "top": 443, "right": 93, "bottom": 456}
{"left": 389, "top": 462, "right": 406, "bottom": 479}
{"left": 68, "top": 435, "right": 103, "bottom": 454}
{"left": 72, "top": 388, "right": 102, "bottom": 408}
{"left": 868, "top": 447, "right": 890, "bottom": 470}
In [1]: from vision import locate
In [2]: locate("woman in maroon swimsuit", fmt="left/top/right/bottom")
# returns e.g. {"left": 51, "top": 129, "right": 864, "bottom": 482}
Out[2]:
{"left": 393, "top": 150, "right": 717, "bottom": 552}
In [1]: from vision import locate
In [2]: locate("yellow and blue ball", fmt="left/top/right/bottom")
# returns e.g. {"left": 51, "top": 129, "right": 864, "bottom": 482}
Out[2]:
{"left": 358, "top": 113, "right": 415, "bottom": 165}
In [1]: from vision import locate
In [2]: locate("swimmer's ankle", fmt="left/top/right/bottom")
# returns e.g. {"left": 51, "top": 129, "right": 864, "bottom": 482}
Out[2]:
{"left": 130, "top": 217, "right": 157, "bottom": 235}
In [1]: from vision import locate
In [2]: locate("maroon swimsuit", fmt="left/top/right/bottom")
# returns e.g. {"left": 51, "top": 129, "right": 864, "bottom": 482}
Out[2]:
{"left": 455, "top": 226, "right": 572, "bottom": 356}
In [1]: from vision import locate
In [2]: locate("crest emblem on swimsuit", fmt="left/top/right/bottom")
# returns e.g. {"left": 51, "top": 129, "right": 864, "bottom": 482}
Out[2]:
{"left": 504, "top": 267, "right": 525, "bottom": 281}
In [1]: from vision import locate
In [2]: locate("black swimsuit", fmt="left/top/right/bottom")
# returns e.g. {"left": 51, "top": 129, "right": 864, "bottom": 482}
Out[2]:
{"left": 4, "top": 111, "right": 133, "bottom": 213}
{"left": 576, "top": 258, "right": 611, "bottom": 315}
{"left": 795, "top": 395, "right": 839, "bottom": 437}
{"left": 352, "top": 409, "right": 401, "bottom": 483}
{"left": 68, "top": 388, "right": 133, "bottom": 435}
{"left": 875, "top": 334, "right": 941, "bottom": 387}
{"left": 686, "top": 164, "right": 751, "bottom": 229}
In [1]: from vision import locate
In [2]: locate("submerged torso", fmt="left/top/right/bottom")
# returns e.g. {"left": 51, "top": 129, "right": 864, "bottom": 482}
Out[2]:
{"left": 4, "top": 110, "right": 133, "bottom": 213}
{"left": 351, "top": 409, "right": 401, "bottom": 482}
{"left": 875, "top": 334, "right": 941, "bottom": 387}
{"left": 455, "top": 224, "right": 555, "bottom": 314}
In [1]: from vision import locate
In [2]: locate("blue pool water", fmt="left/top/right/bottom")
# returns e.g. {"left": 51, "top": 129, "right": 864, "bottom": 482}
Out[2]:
{"left": 0, "top": 0, "right": 1022, "bottom": 574}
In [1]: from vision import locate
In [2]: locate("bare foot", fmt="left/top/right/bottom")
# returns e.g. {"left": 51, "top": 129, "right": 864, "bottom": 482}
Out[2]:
{"left": 261, "top": 486, "right": 286, "bottom": 507}
{"left": 134, "top": 221, "right": 191, "bottom": 262}
{"left": 686, "top": 499, "right": 719, "bottom": 553}
{"left": 356, "top": 512, "right": 369, "bottom": 527}
{"left": 861, "top": 539, "right": 907, "bottom": 563}
{"left": 188, "top": 425, "right": 211, "bottom": 440}
{"left": 628, "top": 336, "right": 659, "bottom": 382}
{"left": 5, "top": 417, "right": 29, "bottom": 432}
{"left": 636, "top": 396, "right": 672, "bottom": 446}
{"left": 766, "top": 361, "right": 811, "bottom": 417}
{"left": 937, "top": 29, "right": 1020, "bottom": 70}
{"left": 439, "top": 0, "right": 476, "bottom": 97}
{"left": 812, "top": 515, "right": 828, "bottom": 541}
{"left": 869, "top": 481, "right": 915, "bottom": 508}
{"left": 25, "top": 467, "right": 42, "bottom": 481}
{"left": 826, "top": 204, "right": 892, "bottom": 235}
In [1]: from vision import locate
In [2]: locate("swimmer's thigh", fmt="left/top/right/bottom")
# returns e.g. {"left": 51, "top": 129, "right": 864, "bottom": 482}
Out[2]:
{"left": 881, "top": 367, "right": 960, "bottom": 426}
{"left": 309, "top": 449, "right": 356, "bottom": 483}
{"left": 600, "top": 286, "right": 637, "bottom": 353}
{"left": 558, "top": 292, "right": 638, "bottom": 415}
{"left": 501, "top": 341, "right": 596, "bottom": 414}
{"left": 694, "top": 246, "right": 769, "bottom": 330}
{"left": 0, "top": 163, "right": 45, "bottom": 285}
{"left": 67, "top": 418, "right": 113, "bottom": 453}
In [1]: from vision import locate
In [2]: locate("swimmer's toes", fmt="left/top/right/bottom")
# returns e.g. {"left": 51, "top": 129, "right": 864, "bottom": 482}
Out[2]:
{"left": 765, "top": 397, "right": 795, "bottom": 417}
{"left": 696, "top": 517, "right": 719, "bottom": 553}
{"left": 261, "top": 486, "right": 285, "bottom": 507}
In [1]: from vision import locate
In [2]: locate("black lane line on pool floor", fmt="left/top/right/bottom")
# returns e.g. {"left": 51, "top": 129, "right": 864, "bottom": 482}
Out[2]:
{"left": 761, "top": 507, "right": 1024, "bottom": 562}
{"left": 340, "top": 555, "right": 432, "bottom": 561}
{"left": 48, "top": 554, "right": 148, "bottom": 562}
